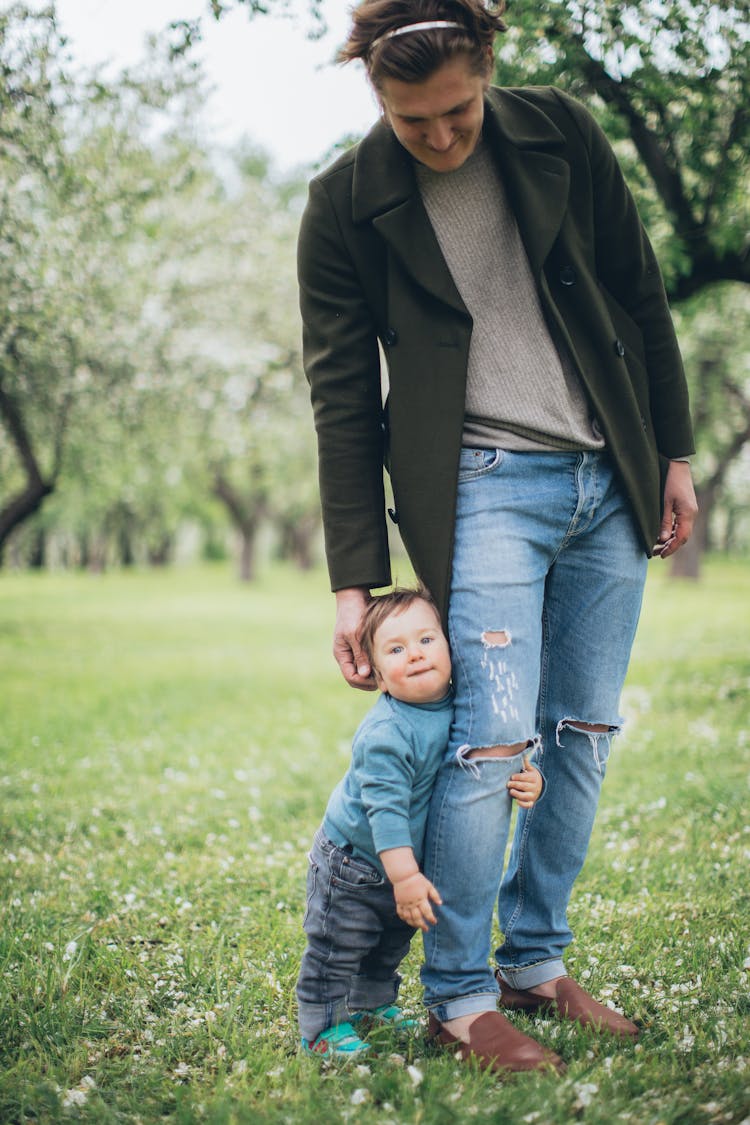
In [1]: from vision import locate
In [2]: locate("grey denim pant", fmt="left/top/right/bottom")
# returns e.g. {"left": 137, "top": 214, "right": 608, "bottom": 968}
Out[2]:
{"left": 296, "top": 828, "right": 415, "bottom": 1042}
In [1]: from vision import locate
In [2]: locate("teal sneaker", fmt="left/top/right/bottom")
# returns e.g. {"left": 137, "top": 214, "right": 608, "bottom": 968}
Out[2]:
{"left": 351, "top": 1004, "right": 420, "bottom": 1029}
{"left": 301, "top": 1022, "right": 370, "bottom": 1058}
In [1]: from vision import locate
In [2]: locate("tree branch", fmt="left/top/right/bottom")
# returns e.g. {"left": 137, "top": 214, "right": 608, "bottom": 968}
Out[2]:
{"left": 702, "top": 374, "right": 750, "bottom": 495}
{"left": 0, "top": 376, "right": 48, "bottom": 490}
{"left": 561, "top": 30, "right": 697, "bottom": 231}
{"left": 703, "top": 103, "right": 748, "bottom": 226}
{"left": 212, "top": 467, "right": 267, "bottom": 532}
{"left": 0, "top": 375, "right": 58, "bottom": 556}
{"left": 559, "top": 27, "right": 750, "bottom": 298}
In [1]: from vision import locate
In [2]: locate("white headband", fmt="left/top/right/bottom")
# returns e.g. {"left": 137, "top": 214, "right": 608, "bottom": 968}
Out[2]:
{"left": 370, "top": 20, "right": 464, "bottom": 51}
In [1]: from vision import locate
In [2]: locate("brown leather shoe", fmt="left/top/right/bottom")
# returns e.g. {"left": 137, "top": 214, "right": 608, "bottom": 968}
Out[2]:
{"left": 496, "top": 974, "right": 639, "bottom": 1039}
{"left": 427, "top": 1011, "right": 565, "bottom": 1074}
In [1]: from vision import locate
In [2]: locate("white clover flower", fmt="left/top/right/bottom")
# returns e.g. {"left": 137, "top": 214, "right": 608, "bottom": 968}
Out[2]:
{"left": 62, "top": 1076, "right": 95, "bottom": 1109}
{"left": 62, "top": 1089, "right": 88, "bottom": 1109}
{"left": 63, "top": 941, "right": 78, "bottom": 962}
{"left": 573, "top": 1081, "right": 599, "bottom": 1108}
{"left": 407, "top": 1065, "right": 423, "bottom": 1087}
{"left": 350, "top": 1088, "right": 368, "bottom": 1105}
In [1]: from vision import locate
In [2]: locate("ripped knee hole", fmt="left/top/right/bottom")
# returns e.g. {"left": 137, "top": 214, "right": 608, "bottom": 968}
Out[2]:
{"left": 481, "top": 630, "right": 511, "bottom": 648}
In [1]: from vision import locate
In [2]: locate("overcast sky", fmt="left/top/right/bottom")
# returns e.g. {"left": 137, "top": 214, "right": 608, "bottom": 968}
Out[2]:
{"left": 51, "top": 0, "right": 380, "bottom": 171}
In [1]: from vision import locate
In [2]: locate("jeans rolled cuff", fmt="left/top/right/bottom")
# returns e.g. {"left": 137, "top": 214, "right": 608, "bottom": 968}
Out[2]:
{"left": 496, "top": 958, "right": 566, "bottom": 991}
{"left": 428, "top": 991, "right": 498, "bottom": 1023}
{"left": 348, "top": 975, "right": 399, "bottom": 1012}
{"left": 297, "top": 997, "right": 349, "bottom": 1042}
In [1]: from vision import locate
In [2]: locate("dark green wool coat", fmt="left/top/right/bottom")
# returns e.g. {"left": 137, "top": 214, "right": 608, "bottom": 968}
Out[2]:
{"left": 298, "top": 85, "right": 694, "bottom": 621}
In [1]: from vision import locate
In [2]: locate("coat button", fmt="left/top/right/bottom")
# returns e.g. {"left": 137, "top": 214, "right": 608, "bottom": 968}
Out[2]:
{"left": 559, "top": 266, "right": 577, "bottom": 286}
{"left": 614, "top": 338, "right": 625, "bottom": 357}
{"left": 384, "top": 327, "right": 398, "bottom": 346}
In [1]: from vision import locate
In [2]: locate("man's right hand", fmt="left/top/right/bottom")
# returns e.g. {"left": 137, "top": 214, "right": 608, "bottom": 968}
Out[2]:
{"left": 333, "top": 587, "right": 377, "bottom": 690}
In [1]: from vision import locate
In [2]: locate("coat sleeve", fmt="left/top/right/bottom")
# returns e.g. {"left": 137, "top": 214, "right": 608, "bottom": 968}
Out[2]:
{"left": 297, "top": 175, "right": 392, "bottom": 592}
{"left": 553, "top": 90, "right": 694, "bottom": 459}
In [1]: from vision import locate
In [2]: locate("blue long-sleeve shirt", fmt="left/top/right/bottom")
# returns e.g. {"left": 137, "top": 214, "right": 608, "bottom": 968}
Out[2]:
{"left": 323, "top": 690, "right": 453, "bottom": 877}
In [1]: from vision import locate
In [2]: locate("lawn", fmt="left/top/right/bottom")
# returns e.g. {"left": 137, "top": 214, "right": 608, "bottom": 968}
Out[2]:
{"left": 1, "top": 560, "right": 748, "bottom": 1124}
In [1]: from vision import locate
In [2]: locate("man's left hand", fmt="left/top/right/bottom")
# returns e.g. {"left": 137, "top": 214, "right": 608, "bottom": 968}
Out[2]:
{"left": 654, "top": 461, "right": 698, "bottom": 559}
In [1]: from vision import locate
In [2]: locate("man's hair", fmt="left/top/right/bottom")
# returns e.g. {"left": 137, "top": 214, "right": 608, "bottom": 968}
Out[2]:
{"left": 338, "top": 0, "right": 506, "bottom": 90}
{"left": 359, "top": 584, "right": 439, "bottom": 670}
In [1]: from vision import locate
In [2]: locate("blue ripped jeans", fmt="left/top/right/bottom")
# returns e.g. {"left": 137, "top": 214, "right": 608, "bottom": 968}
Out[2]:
{"left": 421, "top": 449, "right": 647, "bottom": 1020}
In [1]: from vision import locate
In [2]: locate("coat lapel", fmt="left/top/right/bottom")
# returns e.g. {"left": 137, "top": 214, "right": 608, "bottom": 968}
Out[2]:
{"left": 352, "top": 121, "right": 468, "bottom": 315}
{"left": 373, "top": 200, "right": 470, "bottom": 316}
{"left": 481, "top": 89, "right": 570, "bottom": 278}
{"left": 350, "top": 87, "right": 571, "bottom": 308}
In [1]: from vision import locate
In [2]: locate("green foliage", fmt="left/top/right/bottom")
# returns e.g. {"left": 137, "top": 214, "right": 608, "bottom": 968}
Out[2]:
{"left": 676, "top": 286, "right": 750, "bottom": 479}
{"left": 154, "top": 146, "right": 318, "bottom": 575}
{"left": 495, "top": 0, "right": 750, "bottom": 296}
{"left": 207, "top": 0, "right": 327, "bottom": 36}
{"left": 669, "top": 284, "right": 750, "bottom": 556}
{"left": 0, "top": 6, "right": 213, "bottom": 558}
{"left": 0, "top": 6, "right": 319, "bottom": 572}
{"left": 0, "top": 561, "right": 748, "bottom": 1122}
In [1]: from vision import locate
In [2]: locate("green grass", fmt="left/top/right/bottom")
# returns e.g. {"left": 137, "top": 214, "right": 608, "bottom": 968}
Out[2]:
{"left": 1, "top": 559, "right": 748, "bottom": 1124}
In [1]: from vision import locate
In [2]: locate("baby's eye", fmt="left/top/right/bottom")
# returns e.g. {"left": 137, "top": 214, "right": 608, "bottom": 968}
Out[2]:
{"left": 420, "top": 636, "right": 434, "bottom": 645}
{"left": 390, "top": 644, "right": 404, "bottom": 655}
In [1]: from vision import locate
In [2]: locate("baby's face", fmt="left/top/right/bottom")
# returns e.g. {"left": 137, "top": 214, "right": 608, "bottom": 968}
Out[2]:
{"left": 372, "top": 600, "right": 451, "bottom": 704}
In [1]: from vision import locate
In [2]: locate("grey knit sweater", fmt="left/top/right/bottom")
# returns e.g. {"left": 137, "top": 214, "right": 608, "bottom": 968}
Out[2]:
{"left": 415, "top": 139, "right": 604, "bottom": 452}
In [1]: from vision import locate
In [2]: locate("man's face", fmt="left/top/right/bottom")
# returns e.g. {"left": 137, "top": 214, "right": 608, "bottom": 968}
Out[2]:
{"left": 379, "top": 54, "right": 490, "bottom": 173}
{"left": 372, "top": 599, "right": 451, "bottom": 703}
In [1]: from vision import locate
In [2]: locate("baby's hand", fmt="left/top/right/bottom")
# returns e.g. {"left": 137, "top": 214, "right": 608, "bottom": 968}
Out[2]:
{"left": 392, "top": 872, "right": 442, "bottom": 932}
{"left": 507, "top": 755, "right": 543, "bottom": 809}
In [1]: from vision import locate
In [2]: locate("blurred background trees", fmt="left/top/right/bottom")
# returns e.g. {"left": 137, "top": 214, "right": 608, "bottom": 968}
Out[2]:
{"left": 0, "top": 3, "right": 317, "bottom": 577}
{"left": 1, "top": 0, "right": 748, "bottom": 578}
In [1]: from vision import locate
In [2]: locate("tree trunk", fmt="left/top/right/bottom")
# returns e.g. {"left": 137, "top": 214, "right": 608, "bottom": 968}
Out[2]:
{"left": 212, "top": 468, "right": 266, "bottom": 583}
{"left": 278, "top": 516, "right": 317, "bottom": 570}
{"left": 239, "top": 527, "right": 256, "bottom": 582}
{"left": 0, "top": 477, "right": 55, "bottom": 565}
{"left": 118, "top": 526, "right": 135, "bottom": 567}
{"left": 147, "top": 535, "right": 173, "bottom": 566}
{"left": 0, "top": 378, "right": 57, "bottom": 564}
{"left": 28, "top": 527, "right": 47, "bottom": 569}
{"left": 88, "top": 537, "right": 108, "bottom": 573}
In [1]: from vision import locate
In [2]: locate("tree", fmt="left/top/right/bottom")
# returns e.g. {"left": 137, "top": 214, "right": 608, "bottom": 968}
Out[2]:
{"left": 0, "top": 5, "right": 209, "bottom": 563}
{"left": 669, "top": 285, "right": 750, "bottom": 576}
{"left": 493, "top": 0, "right": 749, "bottom": 300}
{"left": 0, "top": 6, "right": 70, "bottom": 551}
{"left": 157, "top": 149, "right": 319, "bottom": 580}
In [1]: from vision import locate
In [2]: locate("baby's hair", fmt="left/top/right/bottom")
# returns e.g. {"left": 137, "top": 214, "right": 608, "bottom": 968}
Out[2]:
{"left": 359, "top": 584, "right": 438, "bottom": 670}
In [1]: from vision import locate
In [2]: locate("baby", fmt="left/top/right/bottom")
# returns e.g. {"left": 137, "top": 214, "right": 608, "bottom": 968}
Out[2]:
{"left": 296, "top": 586, "right": 542, "bottom": 1057}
